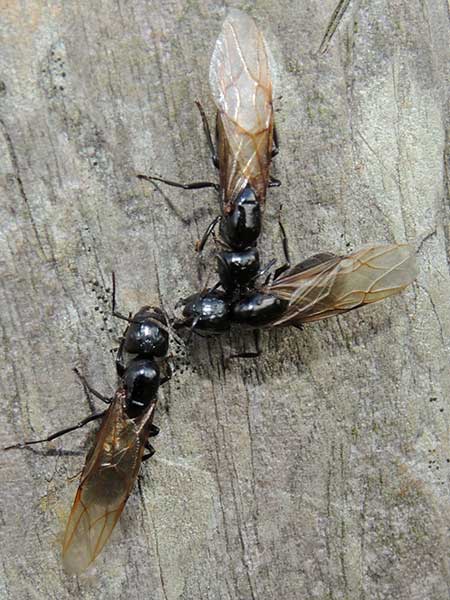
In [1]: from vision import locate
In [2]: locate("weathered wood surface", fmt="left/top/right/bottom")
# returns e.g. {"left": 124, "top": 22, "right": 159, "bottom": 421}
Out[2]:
{"left": 1, "top": 1, "right": 449, "bottom": 598}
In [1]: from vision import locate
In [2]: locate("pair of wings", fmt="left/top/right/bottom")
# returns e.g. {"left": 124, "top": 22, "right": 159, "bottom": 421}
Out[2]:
{"left": 261, "top": 243, "right": 417, "bottom": 327}
{"left": 210, "top": 9, "right": 274, "bottom": 208}
{"left": 62, "top": 389, "right": 156, "bottom": 575}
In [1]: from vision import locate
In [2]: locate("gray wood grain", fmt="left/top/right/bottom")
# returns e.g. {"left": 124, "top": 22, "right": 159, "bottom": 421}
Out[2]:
{"left": 1, "top": 1, "right": 449, "bottom": 598}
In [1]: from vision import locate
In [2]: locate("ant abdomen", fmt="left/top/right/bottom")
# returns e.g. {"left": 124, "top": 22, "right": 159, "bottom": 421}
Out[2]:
{"left": 231, "top": 292, "right": 288, "bottom": 328}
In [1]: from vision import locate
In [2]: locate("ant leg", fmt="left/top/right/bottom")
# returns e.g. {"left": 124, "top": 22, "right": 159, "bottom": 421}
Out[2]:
{"left": 137, "top": 174, "right": 219, "bottom": 192}
{"left": 5, "top": 362, "right": 113, "bottom": 451}
{"left": 268, "top": 125, "right": 281, "bottom": 186}
{"left": 272, "top": 123, "right": 280, "bottom": 158}
{"left": 195, "top": 101, "right": 219, "bottom": 169}
{"left": 272, "top": 207, "right": 291, "bottom": 279}
{"left": 149, "top": 424, "right": 160, "bottom": 437}
{"left": 279, "top": 206, "right": 291, "bottom": 265}
{"left": 115, "top": 337, "right": 127, "bottom": 377}
{"left": 142, "top": 401, "right": 160, "bottom": 462}
{"left": 228, "top": 330, "right": 262, "bottom": 361}
{"left": 269, "top": 176, "right": 281, "bottom": 188}
{"left": 4, "top": 411, "right": 106, "bottom": 451}
{"left": 73, "top": 368, "right": 112, "bottom": 404}
{"left": 160, "top": 360, "right": 173, "bottom": 386}
{"left": 172, "top": 316, "right": 188, "bottom": 330}
{"left": 228, "top": 350, "right": 261, "bottom": 359}
{"left": 171, "top": 316, "right": 208, "bottom": 339}
{"left": 173, "top": 315, "right": 211, "bottom": 339}
{"left": 195, "top": 216, "right": 221, "bottom": 253}
{"left": 142, "top": 441, "right": 156, "bottom": 462}
{"left": 257, "top": 258, "right": 277, "bottom": 284}
{"left": 186, "top": 316, "right": 200, "bottom": 345}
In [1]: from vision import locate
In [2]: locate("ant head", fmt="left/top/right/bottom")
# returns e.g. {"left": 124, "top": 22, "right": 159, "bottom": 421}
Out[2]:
{"left": 181, "top": 290, "right": 230, "bottom": 334}
{"left": 123, "top": 306, "right": 169, "bottom": 358}
{"left": 123, "top": 358, "right": 160, "bottom": 418}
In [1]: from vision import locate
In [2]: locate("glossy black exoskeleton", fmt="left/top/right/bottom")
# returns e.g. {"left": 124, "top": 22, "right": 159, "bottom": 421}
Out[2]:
{"left": 181, "top": 290, "right": 231, "bottom": 334}
{"left": 217, "top": 246, "right": 261, "bottom": 291}
{"left": 219, "top": 186, "right": 262, "bottom": 250}
{"left": 137, "top": 95, "right": 285, "bottom": 343}
{"left": 231, "top": 293, "right": 289, "bottom": 328}
{"left": 3, "top": 285, "right": 177, "bottom": 573}
{"left": 4, "top": 297, "right": 173, "bottom": 458}
{"left": 115, "top": 305, "right": 171, "bottom": 423}
{"left": 136, "top": 11, "right": 281, "bottom": 344}
{"left": 120, "top": 306, "right": 169, "bottom": 359}
{"left": 177, "top": 287, "right": 288, "bottom": 338}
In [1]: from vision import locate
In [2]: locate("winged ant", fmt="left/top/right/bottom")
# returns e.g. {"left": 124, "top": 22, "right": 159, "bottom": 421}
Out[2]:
{"left": 4, "top": 275, "right": 179, "bottom": 574}
{"left": 137, "top": 10, "right": 417, "bottom": 353}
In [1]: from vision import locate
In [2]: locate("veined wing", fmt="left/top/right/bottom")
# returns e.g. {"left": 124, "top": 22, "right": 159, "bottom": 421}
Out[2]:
{"left": 263, "top": 244, "right": 417, "bottom": 326}
{"left": 210, "top": 9, "right": 274, "bottom": 207}
{"left": 62, "top": 389, "right": 155, "bottom": 574}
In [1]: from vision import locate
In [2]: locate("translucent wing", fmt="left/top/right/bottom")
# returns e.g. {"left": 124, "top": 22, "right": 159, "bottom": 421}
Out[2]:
{"left": 210, "top": 9, "right": 274, "bottom": 208}
{"left": 263, "top": 244, "right": 417, "bottom": 326}
{"left": 62, "top": 389, "right": 155, "bottom": 574}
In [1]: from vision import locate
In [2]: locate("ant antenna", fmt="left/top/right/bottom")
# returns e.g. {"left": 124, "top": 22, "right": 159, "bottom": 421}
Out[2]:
{"left": 254, "top": 258, "right": 277, "bottom": 286}
{"left": 157, "top": 300, "right": 185, "bottom": 348}
{"left": 111, "top": 272, "right": 133, "bottom": 324}
{"left": 185, "top": 316, "right": 200, "bottom": 345}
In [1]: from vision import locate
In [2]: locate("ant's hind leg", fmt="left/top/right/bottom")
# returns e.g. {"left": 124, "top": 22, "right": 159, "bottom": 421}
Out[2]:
{"left": 4, "top": 411, "right": 106, "bottom": 451}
